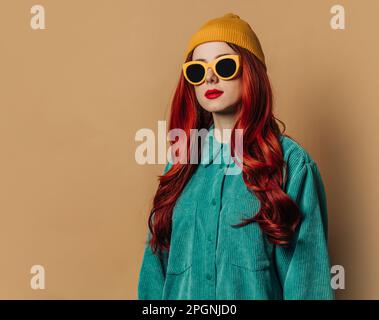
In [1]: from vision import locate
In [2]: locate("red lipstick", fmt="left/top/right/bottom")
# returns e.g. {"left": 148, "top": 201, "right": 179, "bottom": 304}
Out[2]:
{"left": 205, "top": 89, "right": 224, "bottom": 99}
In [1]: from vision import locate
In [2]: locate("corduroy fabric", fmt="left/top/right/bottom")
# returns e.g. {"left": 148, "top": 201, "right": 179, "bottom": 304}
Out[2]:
{"left": 184, "top": 13, "right": 266, "bottom": 66}
{"left": 138, "top": 124, "right": 335, "bottom": 300}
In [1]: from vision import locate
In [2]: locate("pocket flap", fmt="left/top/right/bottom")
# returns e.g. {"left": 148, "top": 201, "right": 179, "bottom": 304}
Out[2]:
{"left": 231, "top": 258, "right": 270, "bottom": 272}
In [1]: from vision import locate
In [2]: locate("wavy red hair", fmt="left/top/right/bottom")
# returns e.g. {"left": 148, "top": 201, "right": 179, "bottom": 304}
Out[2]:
{"left": 148, "top": 43, "right": 302, "bottom": 254}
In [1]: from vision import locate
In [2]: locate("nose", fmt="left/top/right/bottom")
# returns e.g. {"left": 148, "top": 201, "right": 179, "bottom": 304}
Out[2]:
{"left": 205, "top": 67, "right": 218, "bottom": 84}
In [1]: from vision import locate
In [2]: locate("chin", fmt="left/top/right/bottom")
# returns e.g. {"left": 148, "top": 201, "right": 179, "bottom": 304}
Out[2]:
{"left": 202, "top": 100, "right": 225, "bottom": 110}
{"left": 203, "top": 105, "right": 225, "bottom": 113}
{"left": 207, "top": 103, "right": 238, "bottom": 114}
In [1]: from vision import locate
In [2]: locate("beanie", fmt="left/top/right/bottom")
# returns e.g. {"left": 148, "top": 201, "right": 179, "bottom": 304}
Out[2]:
{"left": 184, "top": 13, "right": 266, "bottom": 67}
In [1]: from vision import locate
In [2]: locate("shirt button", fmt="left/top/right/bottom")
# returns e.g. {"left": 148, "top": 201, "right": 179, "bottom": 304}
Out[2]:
{"left": 211, "top": 198, "right": 216, "bottom": 206}
{"left": 207, "top": 235, "right": 212, "bottom": 242}
{"left": 206, "top": 273, "right": 212, "bottom": 280}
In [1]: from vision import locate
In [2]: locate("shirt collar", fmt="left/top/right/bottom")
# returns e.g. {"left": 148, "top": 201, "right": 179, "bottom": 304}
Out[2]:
{"left": 201, "top": 123, "right": 232, "bottom": 167}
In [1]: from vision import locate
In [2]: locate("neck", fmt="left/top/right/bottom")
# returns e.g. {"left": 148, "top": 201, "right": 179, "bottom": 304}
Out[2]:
{"left": 212, "top": 109, "right": 238, "bottom": 144}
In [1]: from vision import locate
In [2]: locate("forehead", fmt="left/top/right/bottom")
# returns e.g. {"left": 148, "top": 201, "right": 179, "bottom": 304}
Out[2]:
{"left": 192, "top": 41, "right": 237, "bottom": 61}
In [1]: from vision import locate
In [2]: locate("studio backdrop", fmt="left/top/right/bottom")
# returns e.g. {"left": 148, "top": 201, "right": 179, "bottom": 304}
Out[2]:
{"left": 0, "top": 0, "right": 378, "bottom": 299}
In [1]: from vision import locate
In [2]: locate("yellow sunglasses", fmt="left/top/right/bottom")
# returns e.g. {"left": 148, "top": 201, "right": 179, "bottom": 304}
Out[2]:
{"left": 182, "top": 54, "right": 241, "bottom": 85}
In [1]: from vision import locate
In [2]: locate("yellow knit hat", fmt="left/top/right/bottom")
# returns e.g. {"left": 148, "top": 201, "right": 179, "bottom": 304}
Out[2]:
{"left": 184, "top": 13, "right": 266, "bottom": 67}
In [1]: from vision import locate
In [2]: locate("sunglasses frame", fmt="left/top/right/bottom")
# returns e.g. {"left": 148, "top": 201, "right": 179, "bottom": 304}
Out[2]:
{"left": 182, "top": 54, "right": 241, "bottom": 85}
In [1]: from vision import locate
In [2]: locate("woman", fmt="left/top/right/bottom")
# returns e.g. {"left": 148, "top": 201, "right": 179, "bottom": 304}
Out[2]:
{"left": 138, "top": 13, "right": 335, "bottom": 300}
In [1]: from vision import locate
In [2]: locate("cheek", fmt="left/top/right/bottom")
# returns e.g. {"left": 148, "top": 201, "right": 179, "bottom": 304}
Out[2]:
{"left": 194, "top": 86, "right": 204, "bottom": 100}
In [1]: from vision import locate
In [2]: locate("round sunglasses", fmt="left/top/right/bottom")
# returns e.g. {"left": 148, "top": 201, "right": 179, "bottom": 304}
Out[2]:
{"left": 182, "top": 54, "right": 241, "bottom": 85}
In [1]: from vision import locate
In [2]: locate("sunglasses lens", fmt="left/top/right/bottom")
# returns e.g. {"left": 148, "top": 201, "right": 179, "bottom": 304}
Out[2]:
{"left": 215, "top": 58, "right": 237, "bottom": 78}
{"left": 185, "top": 64, "right": 205, "bottom": 84}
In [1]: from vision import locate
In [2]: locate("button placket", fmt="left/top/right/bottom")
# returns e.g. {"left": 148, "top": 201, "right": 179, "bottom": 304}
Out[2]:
{"left": 201, "top": 130, "right": 232, "bottom": 298}
{"left": 214, "top": 161, "right": 229, "bottom": 297}
{"left": 205, "top": 163, "right": 225, "bottom": 293}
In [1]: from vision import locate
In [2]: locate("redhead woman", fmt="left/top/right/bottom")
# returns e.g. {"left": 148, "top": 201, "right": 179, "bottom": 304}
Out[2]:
{"left": 137, "top": 13, "right": 335, "bottom": 300}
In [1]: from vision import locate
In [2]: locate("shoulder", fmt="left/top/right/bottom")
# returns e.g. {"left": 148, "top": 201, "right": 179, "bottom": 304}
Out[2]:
{"left": 278, "top": 134, "right": 328, "bottom": 226}
{"left": 279, "top": 134, "right": 319, "bottom": 185}
{"left": 280, "top": 134, "right": 315, "bottom": 165}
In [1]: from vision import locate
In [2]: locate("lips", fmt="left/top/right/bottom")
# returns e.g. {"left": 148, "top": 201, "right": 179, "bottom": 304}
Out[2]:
{"left": 205, "top": 89, "right": 224, "bottom": 99}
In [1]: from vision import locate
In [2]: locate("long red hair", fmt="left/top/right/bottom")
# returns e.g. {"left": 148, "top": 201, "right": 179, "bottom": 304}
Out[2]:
{"left": 148, "top": 43, "right": 302, "bottom": 254}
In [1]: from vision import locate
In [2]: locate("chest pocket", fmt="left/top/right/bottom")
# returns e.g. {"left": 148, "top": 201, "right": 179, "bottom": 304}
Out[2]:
{"left": 223, "top": 196, "right": 271, "bottom": 272}
{"left": 166, "top": 200, "right": 197, "bottom": 275}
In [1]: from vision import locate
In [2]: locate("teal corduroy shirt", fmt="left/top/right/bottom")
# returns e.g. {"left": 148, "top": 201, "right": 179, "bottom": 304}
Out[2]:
{"left": 138, "top": 124, "right": 335, "bottom": 300}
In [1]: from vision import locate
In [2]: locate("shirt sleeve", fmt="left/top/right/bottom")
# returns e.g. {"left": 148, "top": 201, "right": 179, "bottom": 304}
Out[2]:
{"left": 274, "top": 160, "right": 335, "bottom": 300}
{"left": 137, "top": 161, "right": 172, "bottom": 300}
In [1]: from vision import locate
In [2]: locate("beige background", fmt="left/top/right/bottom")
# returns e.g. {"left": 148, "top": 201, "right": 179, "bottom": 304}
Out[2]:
{"left": 0, "top": 0, "right": 378, "bottom": 299}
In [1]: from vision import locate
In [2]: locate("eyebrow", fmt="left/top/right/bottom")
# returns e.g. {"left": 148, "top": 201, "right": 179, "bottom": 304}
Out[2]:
{"left": 194, "top": 53, "right": 231, "bottom": 62}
